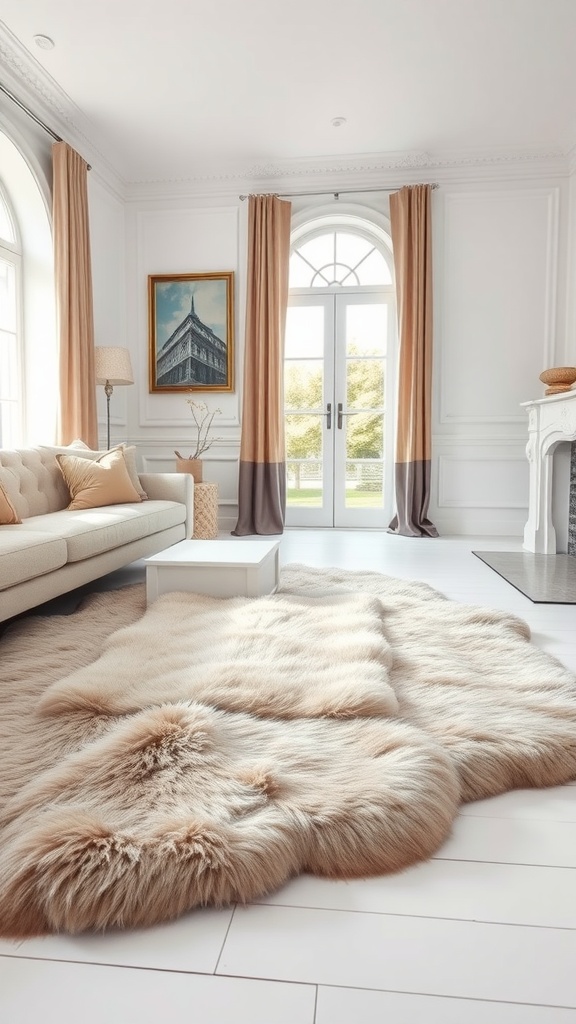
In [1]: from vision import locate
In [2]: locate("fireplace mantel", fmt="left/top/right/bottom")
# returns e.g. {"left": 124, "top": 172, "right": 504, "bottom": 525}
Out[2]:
{"left": 522, "top": 390, "right": 576, "bottom": 553}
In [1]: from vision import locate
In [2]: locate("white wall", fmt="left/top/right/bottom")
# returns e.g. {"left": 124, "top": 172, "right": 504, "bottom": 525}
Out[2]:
{"left": 120, "top": 197, "right": 245, "bottom": 533}
{"left": 89, "top": 176, "right": 128, "bottom": 448}
{"left": 430, "top": 179, "right": 568, "bottom": 536}
{"left": 114, "top": 167, "right": 571, "bottom": 537}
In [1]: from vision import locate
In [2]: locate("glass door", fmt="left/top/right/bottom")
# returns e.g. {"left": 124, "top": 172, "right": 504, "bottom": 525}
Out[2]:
{"left": 333, "top": 294, "right": 391, "bottom": 527}
{"left": 285, "top": 292, "right": 394, "bottom": 528}
{"left": 285, "top": 296, "right": 334, "bottom": 527}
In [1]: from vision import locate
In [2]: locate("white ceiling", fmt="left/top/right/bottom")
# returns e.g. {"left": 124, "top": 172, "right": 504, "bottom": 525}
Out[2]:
{"left": 0, "top": 0, "right": 575, "bottom": 183}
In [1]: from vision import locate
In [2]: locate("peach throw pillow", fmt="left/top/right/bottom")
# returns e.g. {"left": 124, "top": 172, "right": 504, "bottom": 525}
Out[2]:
{"left": 42, "top": 441, "right": 148, "bottom": 500}
{"left": 0, "top": 482, "right": 21, "bottom": 524}
{"left": 56, "top": 450, "right": 142, "bottom": 510}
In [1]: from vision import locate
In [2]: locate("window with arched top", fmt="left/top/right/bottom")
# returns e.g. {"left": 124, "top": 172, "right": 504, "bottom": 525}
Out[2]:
{"left": 0, "top": 190, "right": 16, "bottom": 245}
{"left": 289, "top": 229, "right": 392, "bottom": 289}
{"left": 0, "top": 131, "right": 55, "bottom": 447}
{"left": 285, "top": 215, "right": 396, "bottom": 529}
{"left": 0, "top": 183, "right": 22, "bottom": 447}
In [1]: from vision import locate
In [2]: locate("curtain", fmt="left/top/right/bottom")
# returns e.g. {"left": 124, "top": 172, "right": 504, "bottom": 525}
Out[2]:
{"left": 52, "top": 142, "right": 98, "bottom": 449}
{"left": 388, "top": 184, "right": 438, "bottom": 538}
{"left": 233, "top": 195, "right": 292, "bottom": 536}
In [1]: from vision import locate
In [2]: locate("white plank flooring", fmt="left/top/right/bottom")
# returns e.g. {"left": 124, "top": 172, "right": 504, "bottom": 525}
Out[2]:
{"left": 1, "top": 530, "right": 576, "bottom": 1023}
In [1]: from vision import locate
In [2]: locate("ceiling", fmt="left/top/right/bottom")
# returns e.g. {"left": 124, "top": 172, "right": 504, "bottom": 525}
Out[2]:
{"left": 0, "top": 0, "right": 575, "bottom": 184}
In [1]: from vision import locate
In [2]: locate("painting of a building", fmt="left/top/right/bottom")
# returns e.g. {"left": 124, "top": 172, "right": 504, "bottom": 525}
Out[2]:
{"left": 156, "top": 295, "right": 227, "bottom": 387}
{"left": 149, "top": 272, "right": 233, "bottom": 392}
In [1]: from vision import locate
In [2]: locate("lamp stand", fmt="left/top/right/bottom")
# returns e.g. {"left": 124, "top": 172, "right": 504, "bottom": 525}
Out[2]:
{"left": 104, "top": 380, "right": 113, "bottom": 450}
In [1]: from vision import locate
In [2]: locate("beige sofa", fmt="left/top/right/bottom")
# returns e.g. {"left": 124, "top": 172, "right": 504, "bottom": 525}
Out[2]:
{"left": 0, "top": 446, "right": 194, "bottom": 623}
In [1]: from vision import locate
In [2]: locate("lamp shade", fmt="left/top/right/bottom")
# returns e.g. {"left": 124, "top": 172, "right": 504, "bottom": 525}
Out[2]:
{"left": 94, "top": 346, "right": 134, "bottom": 386}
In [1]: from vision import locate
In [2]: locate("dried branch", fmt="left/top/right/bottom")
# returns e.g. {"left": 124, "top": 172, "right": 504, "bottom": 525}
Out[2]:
{"left": 174, "top": 400, "right": 222, "bottom": 459}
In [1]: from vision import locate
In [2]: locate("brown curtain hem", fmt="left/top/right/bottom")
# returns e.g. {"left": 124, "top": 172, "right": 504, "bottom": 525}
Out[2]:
{"left": 232, "top": 461, "right": 286, "bottom": 536}
{"left": 387, "top": 460, "right": 438, "bottom": 538}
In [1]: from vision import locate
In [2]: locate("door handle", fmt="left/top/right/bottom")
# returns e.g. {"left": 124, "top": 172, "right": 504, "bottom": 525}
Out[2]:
{"left": 314, "top": 403, "right": 331, "bottom": 428}
{"left": 337, "top": 403, "right": 360, "bottom": 429}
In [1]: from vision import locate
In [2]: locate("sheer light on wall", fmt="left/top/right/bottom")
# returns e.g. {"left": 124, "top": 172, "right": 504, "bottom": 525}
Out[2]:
{"left": 0, "top": 188, "right": 21, "bottom": 447}
{"left": 0, "top": 130, "right": 55, "bottom": 446}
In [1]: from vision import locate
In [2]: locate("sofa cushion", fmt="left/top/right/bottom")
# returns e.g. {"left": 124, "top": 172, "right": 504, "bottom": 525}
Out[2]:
{"left": 0, "top": 449, "right": 70, "bottom": 518}
{"left": 0, "top": 530, "right": 68, "bottom": 591}
{"left": 41, "top": 442, "right": 148, "bottom": 500}
{"left": 0, "top": 444, "right": 150, "bottom": 522}
{"left": 0, "top": 483, "right": 21, "bottom": 525}
{"left": 18, "top": 500, "right": 186, "bottom": 563}
{"left": 56, "top": 449, "right": 142, "bottom": 510}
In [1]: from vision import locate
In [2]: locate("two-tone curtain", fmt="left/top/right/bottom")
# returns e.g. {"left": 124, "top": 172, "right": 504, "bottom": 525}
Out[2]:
{"left": 388, "top": 184, "right": 438, "bottom": 538}
{"left": 52, "top": 141, "right": 98, "bottom": 449}
{"left": 233, "top": 194, "right": 292, "bottom": 536}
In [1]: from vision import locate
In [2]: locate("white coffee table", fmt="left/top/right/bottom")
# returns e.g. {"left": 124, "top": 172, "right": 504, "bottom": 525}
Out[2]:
{"left": 144, "top": 539, "right": 281, "bottom": 603}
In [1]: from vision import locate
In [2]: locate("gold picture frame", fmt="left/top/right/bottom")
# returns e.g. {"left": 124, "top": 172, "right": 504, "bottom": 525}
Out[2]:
{"left": 148, "top": 272, "right": 234, "bottom": 392}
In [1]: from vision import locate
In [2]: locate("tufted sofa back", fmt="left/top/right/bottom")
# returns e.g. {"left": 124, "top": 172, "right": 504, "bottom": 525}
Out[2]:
{"left": 0, "top": 448, "right": 70, "bottom": 519}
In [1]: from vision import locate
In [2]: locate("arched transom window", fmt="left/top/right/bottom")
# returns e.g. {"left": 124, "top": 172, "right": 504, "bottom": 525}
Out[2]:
{"left": 289, "top": 230, "right": 392, "bottom": 288}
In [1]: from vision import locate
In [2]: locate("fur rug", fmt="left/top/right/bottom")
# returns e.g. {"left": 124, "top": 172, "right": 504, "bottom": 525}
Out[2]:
{"left": 0, "top": 564, "right": 575, "bottom": 938}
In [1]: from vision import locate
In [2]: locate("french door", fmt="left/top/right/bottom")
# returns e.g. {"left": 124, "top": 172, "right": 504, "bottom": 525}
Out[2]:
{"left": 285, "top": 290, "right": 395, "bottom": 528}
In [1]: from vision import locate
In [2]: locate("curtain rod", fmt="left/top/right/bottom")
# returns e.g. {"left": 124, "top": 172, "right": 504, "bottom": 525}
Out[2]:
{"left": 239, "top": 183, "right": 439, "bottom": 200}
{"left": 0, "top": 82, "right": 92, "bottom": 170}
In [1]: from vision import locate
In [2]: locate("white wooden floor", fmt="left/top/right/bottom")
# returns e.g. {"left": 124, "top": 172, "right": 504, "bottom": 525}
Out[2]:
{"left": 1, "top": 531, "right": 576, "bottom": 1024}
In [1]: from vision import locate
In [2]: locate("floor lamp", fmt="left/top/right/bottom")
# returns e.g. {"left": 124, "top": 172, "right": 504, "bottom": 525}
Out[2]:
{"left": 94, "top": 346, "right": 134, "bottom": 450}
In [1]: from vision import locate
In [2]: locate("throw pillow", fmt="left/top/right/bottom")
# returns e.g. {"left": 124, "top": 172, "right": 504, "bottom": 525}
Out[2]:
{"left": 41, "top": 442, "right": 148, "bottom": 500}
{"left": 0, "top": 482, "right": 21, "bottom": 524}
{"left": 56, "top": 449, "right": 142, "bottom": 510}
{"left": 118, "top": 445, "right": 149, "bottom": 501}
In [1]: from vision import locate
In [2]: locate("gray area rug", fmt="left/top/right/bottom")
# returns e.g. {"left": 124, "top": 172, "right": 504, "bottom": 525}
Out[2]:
{"left": 472, "top": 551, "right": 576, "bottom": 604}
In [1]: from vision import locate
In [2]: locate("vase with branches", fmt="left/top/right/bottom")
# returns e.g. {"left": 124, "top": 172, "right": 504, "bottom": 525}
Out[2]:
{"left": 175, "top": 399, "right": 221, "bottom": 482}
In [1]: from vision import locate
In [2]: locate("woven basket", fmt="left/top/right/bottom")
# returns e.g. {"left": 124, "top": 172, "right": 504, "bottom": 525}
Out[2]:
{"left": 192, "top": 482, "right": 218, "bottom": 539}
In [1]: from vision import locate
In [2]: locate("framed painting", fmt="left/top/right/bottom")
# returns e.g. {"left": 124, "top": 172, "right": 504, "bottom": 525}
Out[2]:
{"left": 148, "top": 272, "right": 234, "bottom": 392}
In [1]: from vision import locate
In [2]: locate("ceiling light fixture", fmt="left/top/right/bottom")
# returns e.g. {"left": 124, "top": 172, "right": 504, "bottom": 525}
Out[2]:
{"left": 331, "top": 117, "right": 347, "bottom": 128}
{"left": 33, "top": 34, "right": 55, "bottom": 50}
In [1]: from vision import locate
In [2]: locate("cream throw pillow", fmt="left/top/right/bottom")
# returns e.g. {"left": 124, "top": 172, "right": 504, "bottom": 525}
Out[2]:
{"left": 41, "top": 442, "right": 148, "bottom": 500}
{"left": 56, "top": 450, "right": 142, "bottom": 510}
{"left": 0, "top": 482, "right": 21, "bottom": 524}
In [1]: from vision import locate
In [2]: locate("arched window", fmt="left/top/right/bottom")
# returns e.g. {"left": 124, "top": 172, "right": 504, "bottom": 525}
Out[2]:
{"left": 0, "top": 131, "right": 56, "bottom": 447}
{"left": 285, "top": 213, "right": 396, "bottom": 528}
{"left": 289, "top": 228, "right": 392, "bottom": 288}
{"left": 0, "top": 183, "right": 22, "bottom": 447}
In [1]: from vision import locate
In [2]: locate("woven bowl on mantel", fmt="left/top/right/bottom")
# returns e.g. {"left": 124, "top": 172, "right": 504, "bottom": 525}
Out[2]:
{"left": 539, "top": 366, "right": 576, "bottom": 387}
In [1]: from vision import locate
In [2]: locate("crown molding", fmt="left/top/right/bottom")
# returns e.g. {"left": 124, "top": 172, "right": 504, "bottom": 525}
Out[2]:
{"left": 125, "top": 148, "right": 571, "bottom": 202}
{"left": 0, "top": 22, "right": 125, "bottom": 200}
{"left": 129, "top": 145, "right": 570, "bottom": 184}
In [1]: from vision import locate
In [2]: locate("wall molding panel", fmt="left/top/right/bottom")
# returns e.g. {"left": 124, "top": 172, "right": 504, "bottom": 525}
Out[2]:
{"left": 436, "top": 454, "right": 529, "bottom": 510}
{"left": 437, "top": 186, "right": 561, "bottom": 427}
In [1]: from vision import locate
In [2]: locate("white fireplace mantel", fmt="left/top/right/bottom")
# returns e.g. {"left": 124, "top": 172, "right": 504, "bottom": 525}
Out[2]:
{"left": 522, "top": 389, "right": 576, "bottom": 553}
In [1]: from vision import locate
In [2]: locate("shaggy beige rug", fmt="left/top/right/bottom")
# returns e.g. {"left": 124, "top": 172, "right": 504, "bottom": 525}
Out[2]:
{"left": 0, "top": 564, "right": 575, "bottom": 938}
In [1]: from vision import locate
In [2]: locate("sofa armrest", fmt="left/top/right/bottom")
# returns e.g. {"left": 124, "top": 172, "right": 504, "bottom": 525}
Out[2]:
{"left": 139, "top": 472, "right": 194, "bottom": 538}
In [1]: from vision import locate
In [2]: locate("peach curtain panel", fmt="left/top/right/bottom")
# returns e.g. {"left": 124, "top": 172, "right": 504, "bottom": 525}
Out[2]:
{"left": 52, "top": 142, "right": 98, "bottom": 449}
{"left": 388, "top": 184, "right": 438, "bottom": 537}
{"left": 233, "top": 195, "right": 292, "bottom": 535}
